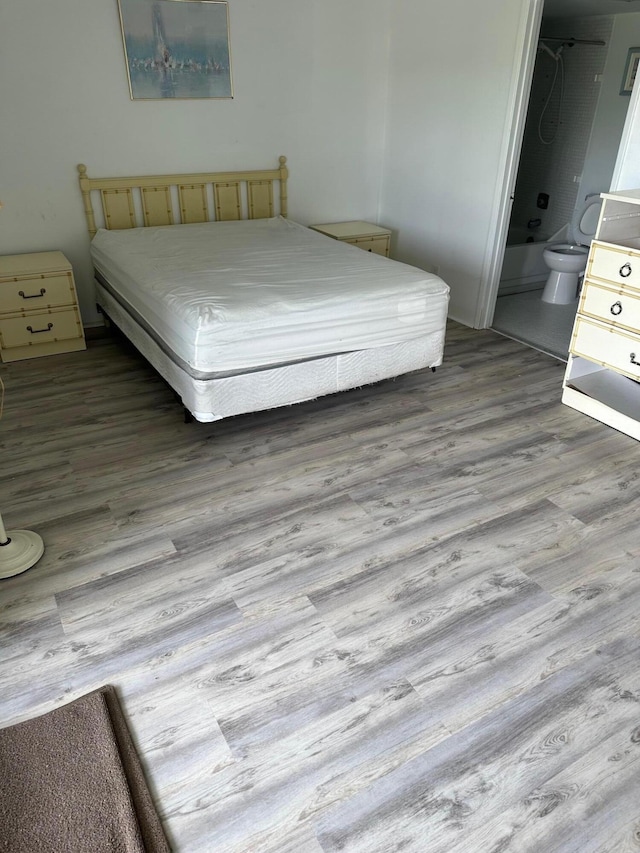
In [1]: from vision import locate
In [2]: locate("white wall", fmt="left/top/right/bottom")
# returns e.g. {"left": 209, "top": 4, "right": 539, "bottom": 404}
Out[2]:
{"left": 611, "top": 20, "right": 640, "bottom": 190}
{"left": 580, "top": 13, "right": 640, "bottom": 200}
{"left": 0, "top": 0, "right": 391, "bottom": 325}
{"left": 379, "top": 0, "right": 531, "bottom": 326}
{"left": 14, "top": 0, "right": 635, "bottom": 334}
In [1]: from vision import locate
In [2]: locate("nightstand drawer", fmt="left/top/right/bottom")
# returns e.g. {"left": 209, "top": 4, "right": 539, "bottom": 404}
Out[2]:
{"left": 347, "top": 235, "right": 390, "bottom": 256}
{"left": 0, "top": 309, "right": 83, "bottom": 349}
{"left": 0, "top": 271, "right": 77, "bottom": 313}
{"left": 579, "top": 280, "right": 640, "bottom": 333}
{"left": 588, "top": 242, "right": 640, "bottom": 290}
{"left": 570, "top": 315, "right": 640, "bottom": 380}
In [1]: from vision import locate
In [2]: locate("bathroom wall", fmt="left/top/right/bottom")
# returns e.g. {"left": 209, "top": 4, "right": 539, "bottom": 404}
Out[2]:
{"left": 583, "top": 13, "right": 640, "bottom": 199}
{"left": 510, "top": 15, "right": 613, "bottom": 241}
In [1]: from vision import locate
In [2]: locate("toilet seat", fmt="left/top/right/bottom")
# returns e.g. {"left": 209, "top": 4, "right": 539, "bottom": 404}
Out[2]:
{"left": 547, "top": 243, "right": 589, "bottom": 256}
{"left": 542, "top": 243, "right": 589, "bottom": 274}
{"left": 569, "top": 194, "right": 602, "bottom": 246}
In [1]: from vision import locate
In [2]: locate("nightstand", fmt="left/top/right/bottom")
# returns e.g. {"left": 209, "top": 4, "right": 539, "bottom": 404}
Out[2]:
{"left": 0, "top": 251, "right": 86, "bottom": 362}
{"left": 309, "top": 221, "right": 391, "bottom": 257}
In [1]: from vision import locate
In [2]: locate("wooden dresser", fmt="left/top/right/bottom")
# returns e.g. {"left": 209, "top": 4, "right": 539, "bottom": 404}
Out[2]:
{"left": 309, "top": 221, "right": 391, "bottom": 257}
{"left": 0, "top": 251, "right": 86, "bottom": 363}
{"left": 563, "top": 188, "right": 640, "bottom": 440}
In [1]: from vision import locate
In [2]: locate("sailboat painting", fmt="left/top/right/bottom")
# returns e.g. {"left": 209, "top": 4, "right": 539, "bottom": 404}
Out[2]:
{"left": 117, "top": 0, "right": 232, "bottom": 99}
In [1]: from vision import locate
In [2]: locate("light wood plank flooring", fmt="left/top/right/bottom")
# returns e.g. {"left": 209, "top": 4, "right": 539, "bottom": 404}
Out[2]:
{"left": 2, "top": 323, "right": 640, "bottom": 852}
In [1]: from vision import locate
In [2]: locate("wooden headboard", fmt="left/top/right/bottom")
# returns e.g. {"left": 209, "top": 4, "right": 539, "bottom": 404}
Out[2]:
{"left": 77, "top": 156, "right": 288, "bottom": 238}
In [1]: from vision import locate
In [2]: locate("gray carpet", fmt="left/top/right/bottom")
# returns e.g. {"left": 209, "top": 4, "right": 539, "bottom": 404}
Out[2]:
{"left": 0, "top": 686, "right": 170, "bottom": 853}
{"left": 491, "top": 287, "right": 577, "bottom": 361}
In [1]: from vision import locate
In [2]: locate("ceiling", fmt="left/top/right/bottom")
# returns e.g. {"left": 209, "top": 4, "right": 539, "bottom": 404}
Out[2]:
{"left": 544, "top": 0, "right": 640, "bottom": 17}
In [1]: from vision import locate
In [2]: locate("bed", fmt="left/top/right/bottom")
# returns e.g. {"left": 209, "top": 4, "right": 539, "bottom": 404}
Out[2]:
{"left": 78, "top": 157, "right": 449, "bottom": 423}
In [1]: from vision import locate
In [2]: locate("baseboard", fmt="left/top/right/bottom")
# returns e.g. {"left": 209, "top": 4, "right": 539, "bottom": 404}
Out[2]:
{"left": 498, "top": 278, "right": 546, "bottom": 297}
{"left": 84, "top": 324, "right": 110, "bottom": 341}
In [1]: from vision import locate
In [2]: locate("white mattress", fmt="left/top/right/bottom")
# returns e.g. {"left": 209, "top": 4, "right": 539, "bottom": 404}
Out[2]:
{"left": 91, "top": 217, "right": 449, "bottom": 374}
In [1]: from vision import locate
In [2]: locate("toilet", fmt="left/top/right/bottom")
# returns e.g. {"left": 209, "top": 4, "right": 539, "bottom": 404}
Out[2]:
{"left": 541, "top": 194, "right": 603, "bottom": 304}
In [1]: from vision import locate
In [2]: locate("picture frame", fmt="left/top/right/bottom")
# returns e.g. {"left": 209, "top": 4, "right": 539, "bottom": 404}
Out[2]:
{"left": 620, "top": 46, "right": 640, "bottom": 96}
{"left": 117, "top": 0, "right": 233, "bottom": 100}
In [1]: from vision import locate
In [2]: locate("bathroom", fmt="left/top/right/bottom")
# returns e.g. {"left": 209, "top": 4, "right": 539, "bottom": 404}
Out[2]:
{"left": 492, "top": 3, "right": 640, "bottom": 360}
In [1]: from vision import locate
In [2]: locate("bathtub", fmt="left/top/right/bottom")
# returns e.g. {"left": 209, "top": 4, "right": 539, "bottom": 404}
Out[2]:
{"left": 506, "top": 226, "right": 547, "bottom": 246}
{"left": 500, "top": 228, "right": 550, "bottom": 295}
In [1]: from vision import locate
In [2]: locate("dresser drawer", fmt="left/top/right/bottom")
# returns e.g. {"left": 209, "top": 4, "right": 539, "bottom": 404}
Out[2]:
{"left": 588, "top": 242, "right": 640, "bottom": 290}
{"left": 0, "top": 309, "right": 83, "bottom": 349}
{"left": 570, "top": 315, "right": 640, "bottom": 380}
{"left": 0, "top": 272, "right": 76, "bottom": 313}
{"left": 347, "top": 235, "right": 390, "bottom": 256}
{"left": 579, "top": 280, "right": 640, "bottom": 333}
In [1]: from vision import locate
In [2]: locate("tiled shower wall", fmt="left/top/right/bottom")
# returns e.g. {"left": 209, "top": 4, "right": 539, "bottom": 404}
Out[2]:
{"left": 510, "top": 16, "right": 613, "bottom": 240}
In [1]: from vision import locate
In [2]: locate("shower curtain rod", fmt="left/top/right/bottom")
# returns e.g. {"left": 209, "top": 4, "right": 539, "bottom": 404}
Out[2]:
{"left": 539, "top": 36, "right": 606, "bottom": 46}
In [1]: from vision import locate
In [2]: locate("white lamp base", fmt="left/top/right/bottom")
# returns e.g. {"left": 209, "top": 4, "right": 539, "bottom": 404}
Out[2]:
{"left": 0, "top": 530, "right": 45, "bottom": 579}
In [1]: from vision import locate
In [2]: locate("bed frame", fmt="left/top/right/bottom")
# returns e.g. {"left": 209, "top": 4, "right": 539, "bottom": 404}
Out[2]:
{"left": 78, "top": 157, "right": 445, "bottom": 423}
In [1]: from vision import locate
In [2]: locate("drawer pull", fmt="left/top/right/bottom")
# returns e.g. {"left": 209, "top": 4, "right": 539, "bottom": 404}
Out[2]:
{"left": 18, "top": 288, "right": 46, "bottom": 299}
{"left": 619, "top": 262, "right": 633, "bottom": 278}
{"left": 610, "top": 301, "right": 623, "bottom": 316}
{"left": 26, "top": 322, "right": 53, "bottom": 334}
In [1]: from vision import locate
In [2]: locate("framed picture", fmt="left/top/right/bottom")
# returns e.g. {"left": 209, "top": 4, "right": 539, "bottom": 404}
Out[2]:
{"left": 620, "top": 46, "right": 640, "bottom": 96}
{"left": 117, "top": 0, "right": 233, "bottom": 100}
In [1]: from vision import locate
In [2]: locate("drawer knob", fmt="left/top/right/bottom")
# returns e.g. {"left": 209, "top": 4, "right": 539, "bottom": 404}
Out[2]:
{"left": 631, "top": 353, "right": 640, "bottom": 366}
{"left": 619, "top": 262, "right": 633, "bottom": 278}
{"left": 18, "top": 288, "right": 46, "bottom": 299}
{"left": 610, "top": 301, "right": 623, "bottom": 316}
{"left": 26, "top": 322, "right": 53, "bottom": 334}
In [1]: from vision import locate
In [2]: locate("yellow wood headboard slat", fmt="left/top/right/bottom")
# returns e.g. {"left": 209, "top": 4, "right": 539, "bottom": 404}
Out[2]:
{"left": 101, "top": 188, "right": 136, "bottom": 231}
{"left": 214, "top": 182, "right": 241, "bottom": 221}
{"left": 179, "top": 183, "right": 208, "bottom": 224}
{"left": 248, "top": 180, "right": 274, "bottom": 220}
{"left": 142, "top": 186, "right": 174, "bottom": 227}
{"left": 78, "top": 157, "right": 288, "bottom": 238}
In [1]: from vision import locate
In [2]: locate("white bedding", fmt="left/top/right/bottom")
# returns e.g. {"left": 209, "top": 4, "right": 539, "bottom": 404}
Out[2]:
{"left": 91, "top": 217, "right": 449, "bottom": 374}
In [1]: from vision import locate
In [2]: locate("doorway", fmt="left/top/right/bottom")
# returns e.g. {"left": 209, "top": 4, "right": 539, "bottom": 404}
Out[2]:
{"left": 476, "top": 1, "right": 639, "bottom": 354}
{"left": 492, "top": 12, "right": 630, "bottom": 359}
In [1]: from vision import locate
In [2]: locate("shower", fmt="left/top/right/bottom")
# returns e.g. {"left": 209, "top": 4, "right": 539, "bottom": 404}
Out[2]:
{"left": 536, "top": 40, "right": 566, "bottom": 144}
{"left": 538, "top": 40, "right": 564, "bottom": 61}
{"left": 535, "top": 36, "right": 606, "bottom": 145}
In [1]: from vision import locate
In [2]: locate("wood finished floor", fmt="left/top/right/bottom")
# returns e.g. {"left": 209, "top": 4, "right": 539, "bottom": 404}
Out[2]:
{"left": 2, "top": 322, "right": 640, "bottom": 852}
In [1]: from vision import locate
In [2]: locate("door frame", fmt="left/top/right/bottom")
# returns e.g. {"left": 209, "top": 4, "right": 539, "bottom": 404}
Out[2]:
{"left": 473, "top": 0, "right": 545, "bottom": 329}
